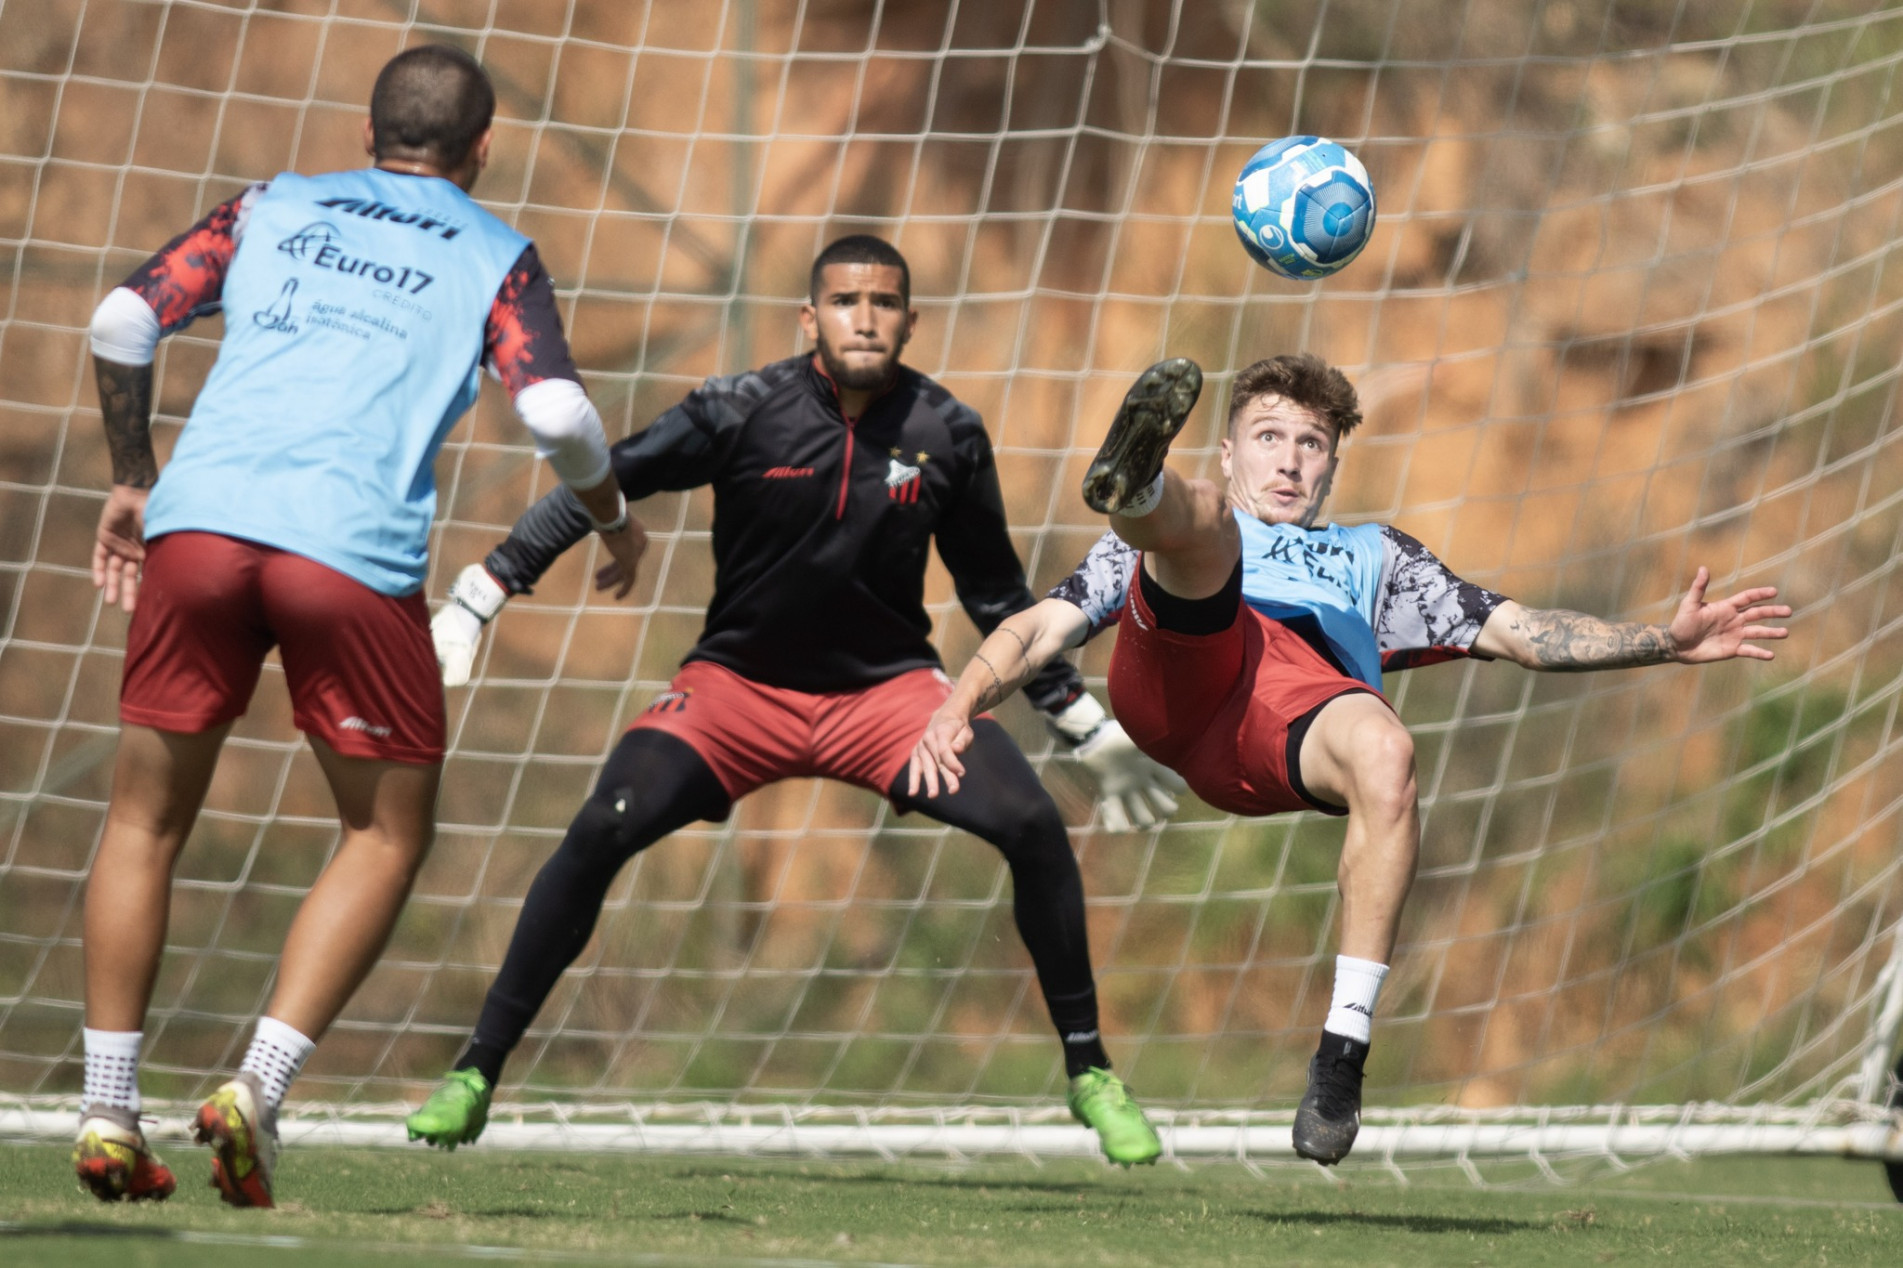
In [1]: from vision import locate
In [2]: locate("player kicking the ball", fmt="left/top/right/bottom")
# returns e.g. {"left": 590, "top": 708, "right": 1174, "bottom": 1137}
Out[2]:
{"left": 909, "top": 354, "right": 1791, "bottom": 1165}
{"left": 405, "top": 236, "right": 1183, "bottom": 1166}
{"left": 73, "top": 46, "right": 640, "bottom": 1205}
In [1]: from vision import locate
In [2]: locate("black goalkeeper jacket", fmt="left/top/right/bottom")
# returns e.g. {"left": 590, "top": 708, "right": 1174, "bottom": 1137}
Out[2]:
{"left": 484, "top": 353, "right": 1085, "bottom": 712}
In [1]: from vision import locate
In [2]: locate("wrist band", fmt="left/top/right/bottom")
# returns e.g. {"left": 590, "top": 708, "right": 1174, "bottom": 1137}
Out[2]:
{"left": 587, "top": 490, "right": 629, "bottom": 533}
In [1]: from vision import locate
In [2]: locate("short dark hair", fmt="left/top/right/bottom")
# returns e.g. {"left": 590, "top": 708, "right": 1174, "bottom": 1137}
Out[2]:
{"left": 370, "top": 45, "right": 495, "bottom": 168}
{"left": 1227, "top": 353, "right": 1362, "bottom": 443}
{"left": 810, "top": 235, "right": 911, "bottom": 305}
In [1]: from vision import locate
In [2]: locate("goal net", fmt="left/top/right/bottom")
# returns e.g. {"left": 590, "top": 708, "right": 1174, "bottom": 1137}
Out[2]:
{"left": 2, "top": 0, "right": 1900, "bottom": 1177}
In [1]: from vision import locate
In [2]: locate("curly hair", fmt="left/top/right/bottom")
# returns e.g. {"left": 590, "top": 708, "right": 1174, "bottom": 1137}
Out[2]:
{"left": 1227, "top": 353, "right": 1361, "bottom": 442}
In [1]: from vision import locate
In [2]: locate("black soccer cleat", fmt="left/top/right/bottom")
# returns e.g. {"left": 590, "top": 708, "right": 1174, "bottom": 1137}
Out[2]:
{"left": 1292, "top": 1031, "right": 1368, "bottom": 1165}
{"left": 1081, "top": 357, "right": 1204, "bottom": 514}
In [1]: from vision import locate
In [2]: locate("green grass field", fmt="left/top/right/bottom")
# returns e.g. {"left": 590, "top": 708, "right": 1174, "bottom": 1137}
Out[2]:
{"left": 2, "top": 1143, "right": 1899, "bottom": 1266}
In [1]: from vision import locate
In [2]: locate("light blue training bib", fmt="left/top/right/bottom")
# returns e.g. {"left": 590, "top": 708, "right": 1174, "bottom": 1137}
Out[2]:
{"left": 145, "top": 168, "right": 527, "bottom": 595}
{"left": 1236, "top": 511, "right": 1388, "bottom": 689}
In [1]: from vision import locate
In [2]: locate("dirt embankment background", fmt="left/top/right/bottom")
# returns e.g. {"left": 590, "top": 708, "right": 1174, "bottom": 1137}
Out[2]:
{"left": 0, "top": 0, "right": 1898, "bottom": 1112}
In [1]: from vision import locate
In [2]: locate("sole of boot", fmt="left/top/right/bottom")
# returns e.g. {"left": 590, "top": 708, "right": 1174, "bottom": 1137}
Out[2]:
{"left": 1081, "top": 358, "right": 1204, "bottom": 514}
{"left": 1291, "top": 1120, "right": 1358, "bottom": 1166}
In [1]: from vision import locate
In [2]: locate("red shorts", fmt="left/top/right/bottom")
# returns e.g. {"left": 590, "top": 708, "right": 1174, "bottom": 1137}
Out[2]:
{"left": 120, "top": 532, "right": 445, "bottom": 764}
{"left": 1107, "top": 569, "right": 1382, "bottom": 817}
{"left": 628, "top": 660, "right": 955, "bottom": 801}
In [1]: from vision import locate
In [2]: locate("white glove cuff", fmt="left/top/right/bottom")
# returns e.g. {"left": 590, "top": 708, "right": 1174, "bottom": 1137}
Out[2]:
{"left": 1045, "top": 692, "right": 1107, "bottom": 747}
{"left": 448, "top": 563, "right": 509, "bottom": 623}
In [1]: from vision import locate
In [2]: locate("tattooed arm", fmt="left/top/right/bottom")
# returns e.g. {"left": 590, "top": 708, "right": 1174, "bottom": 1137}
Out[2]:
{"left": 96, "top": 358, "right": 158, "bottom": 489}
{"left": 906, "top": 598, "right": 1091, "bottom": 798}
{"left": 85, "top": 187, "right": 253, "bottom": 612}
{"left": 91, "top": 356, "right": 160, "bottom": 612}
{"left": 1473, "top": 567, "right": 1791, "bottom": 671}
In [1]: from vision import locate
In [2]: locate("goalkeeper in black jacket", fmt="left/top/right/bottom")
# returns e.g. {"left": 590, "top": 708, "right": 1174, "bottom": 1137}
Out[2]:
{"left": 406, "top": 236, "right": 1182, "bottom": 1165}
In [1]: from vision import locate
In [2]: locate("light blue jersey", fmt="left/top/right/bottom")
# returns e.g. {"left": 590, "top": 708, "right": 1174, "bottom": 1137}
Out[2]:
{"left": 1051, "top": 511, "right": 1508, "bottom": 693}
{"left": 144, "top": 168, "right": 528, "bottom": 595}
{"left": 1234, "top": 512, "right": 1386, "bottom": 686}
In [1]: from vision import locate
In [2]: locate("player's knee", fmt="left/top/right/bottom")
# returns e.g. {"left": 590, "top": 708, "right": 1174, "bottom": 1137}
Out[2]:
{"left": 987, "top": 801, "right": 1072, "bottom": 873}
{"left": 1350, "top": 718, "right": 1417, "bottom": 818}
{"left": 562, "top": 786, "right": 647, "bottom": 872}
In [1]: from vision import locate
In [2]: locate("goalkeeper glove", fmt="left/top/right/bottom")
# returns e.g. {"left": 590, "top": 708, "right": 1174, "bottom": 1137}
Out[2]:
{"left": 433, "top": 564, "right": 509, "bottom": 688}
{"left": 1047, "top": 694, "right": 1187, "bottom": 832}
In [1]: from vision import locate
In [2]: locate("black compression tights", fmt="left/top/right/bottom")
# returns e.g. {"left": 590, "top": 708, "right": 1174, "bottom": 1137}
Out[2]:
{"left": 459, "top": 721, "right": 1106, "bottom": 1083}
{"left": 460, "top": 730, "right": 730, "bottom": 1083}
{"left": 891, "top": 718, "right": 1106, "bottom": 1075}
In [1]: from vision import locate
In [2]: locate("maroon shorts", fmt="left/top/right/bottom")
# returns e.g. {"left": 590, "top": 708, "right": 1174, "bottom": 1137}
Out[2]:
{"left": 120, "top": 532, "right": 445, "bottom": 764}
{"left": 627, "top": 660, "right": 956, "bottom": 801}
{"left": 1107, "top": 568, "right": 1382, "bottom": 817}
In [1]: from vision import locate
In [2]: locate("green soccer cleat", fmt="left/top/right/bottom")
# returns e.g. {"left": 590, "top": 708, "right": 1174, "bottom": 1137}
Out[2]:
{"left": 406, "top": 1068, "right": 492, "bottom": 1150}
{"left": 1068, "top": 1067, "right": 1162, "bottom": 1167}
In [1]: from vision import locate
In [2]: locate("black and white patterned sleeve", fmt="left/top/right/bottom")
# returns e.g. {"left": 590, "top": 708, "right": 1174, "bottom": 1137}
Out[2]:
{"left": 1373, "top": 527, "right": 1509, "bottom": 672}
{"left": 1046, "top": 530, "right": 1138, "bottom": 642}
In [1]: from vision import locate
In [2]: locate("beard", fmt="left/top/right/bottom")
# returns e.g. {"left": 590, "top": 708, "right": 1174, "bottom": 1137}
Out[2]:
{"left": 816, "top": 333, "right": 900, "bottom": 392}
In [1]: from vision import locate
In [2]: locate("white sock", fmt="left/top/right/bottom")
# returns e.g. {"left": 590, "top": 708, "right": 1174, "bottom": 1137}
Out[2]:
{"left": 1323, "top": 955, "right": 1389, "bottom": 1045}
{"left": 239, "top": 1016, "right": 315, "bottom": 1113}
{"left": 83, "top": 1028, "right": 143, "bottom": 1114}
{"left": 1114, "top": 473, "right": 1165, "bottom": 518}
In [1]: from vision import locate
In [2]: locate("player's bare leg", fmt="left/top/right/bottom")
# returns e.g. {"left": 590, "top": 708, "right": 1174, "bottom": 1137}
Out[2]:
{"left": 196, "top": 737, "right": 439, "bottom": 1208}
{"left": 1286, "top": 691, "right": 1420, "bottom": 1165}
{"left": 1108, "top": 470, "right": 1241, "bottom": 602}
{"left": 85, "top": 724, "right": 231, "bottom": 1030}
{"left": 267, "top": 739, "right": 439, "bottom": 1036}
{"left": 76, "top": 722, "right": 227, "bottom": 1201}
{"left": 1298, "top": 694, "right": 1420, "bottom": 964}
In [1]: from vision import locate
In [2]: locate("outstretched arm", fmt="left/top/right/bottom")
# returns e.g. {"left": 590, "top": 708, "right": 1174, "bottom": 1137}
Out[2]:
{"left": 907, "top": 598, "right": 1090, "bottom": 798}
{"left": 434, "top": 404, "right": 727, "bottom": 688}
{"left": 1473, "top": 567, "right": 1791, "bottom": 670}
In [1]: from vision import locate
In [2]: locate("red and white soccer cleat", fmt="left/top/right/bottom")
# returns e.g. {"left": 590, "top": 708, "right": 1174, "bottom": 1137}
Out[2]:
{"left": 193, "top": 1070, "right": 279, "bottom": 1208}
{"left": 73, "top": 1104, "right": 177, "bottom": 1202}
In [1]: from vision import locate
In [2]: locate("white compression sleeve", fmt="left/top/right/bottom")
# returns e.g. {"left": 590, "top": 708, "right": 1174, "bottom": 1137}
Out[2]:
{"left": 512, "top": 377, "right": 613, "bottom": 489}
{"left": 89, "top": 287, "right": 161, "bottom": 366}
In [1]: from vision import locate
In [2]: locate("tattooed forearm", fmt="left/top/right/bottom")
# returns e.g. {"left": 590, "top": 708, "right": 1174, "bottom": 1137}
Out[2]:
{"left": 965, "top": 621, "right": 1047, "bottom": 713}
{"left": 970, "top": 652, "right": 1010, "bottom": 713}
{"left": 94, "top": 358, "right": 158, "bottom": 488}
{"left": 1509, "top": 607, "right": 1677, "bottom": 670}
{"left": 968, "top": 648, "right": 1035, "bottom": 714}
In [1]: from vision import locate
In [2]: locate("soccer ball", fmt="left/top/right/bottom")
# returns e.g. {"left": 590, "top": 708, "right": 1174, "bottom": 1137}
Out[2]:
{"left": 1232, "top": 136, "right": 1376, "bottom": 280}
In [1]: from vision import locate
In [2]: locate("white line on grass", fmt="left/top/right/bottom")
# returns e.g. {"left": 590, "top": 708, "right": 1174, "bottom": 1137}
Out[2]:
{"left": 0, "top": 1222, "right": 920, "bottom": 1268}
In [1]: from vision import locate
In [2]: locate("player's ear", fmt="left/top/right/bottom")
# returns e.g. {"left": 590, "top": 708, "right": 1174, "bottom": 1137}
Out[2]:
{"left": 362, "top": 117, "right": 377, "bottom": 160}
{"left": 899, "top": 306, "right": 918, "bottom": 348}
{"left": 1218, "top": 431, "right": 1234, "bottom": 480}
{"left": 472, "top": 127, "right": 494, "bottom": 172}
{"left": 797, "top": 302, "right": 819, "bottom": 344}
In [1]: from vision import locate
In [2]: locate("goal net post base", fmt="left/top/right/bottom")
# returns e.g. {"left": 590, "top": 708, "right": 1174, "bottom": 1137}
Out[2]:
{"left": 5, "top": 1097, "right": 1899, "bottom": 1166}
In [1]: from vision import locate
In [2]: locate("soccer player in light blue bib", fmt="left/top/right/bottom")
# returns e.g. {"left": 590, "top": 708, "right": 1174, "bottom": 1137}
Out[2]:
{"left": 73, "top": 46, "right": 642, "bottom": 1208}
{"left": 911, "top": 353, "right": 1791, "bottom": 1168}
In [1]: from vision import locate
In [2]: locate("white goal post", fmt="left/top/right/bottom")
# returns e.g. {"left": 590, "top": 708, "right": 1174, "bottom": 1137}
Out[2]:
{"left": 1, "top": 0, "right": 1901, "bottom": 1178}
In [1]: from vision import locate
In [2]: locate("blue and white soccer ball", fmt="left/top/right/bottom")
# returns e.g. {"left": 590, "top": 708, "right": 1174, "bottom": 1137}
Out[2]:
{"left": 1232, "top": 136, "right": 1376, "bottom": 280}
